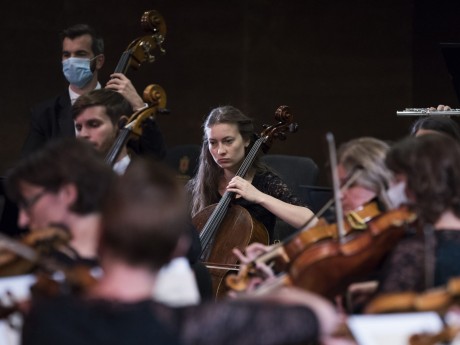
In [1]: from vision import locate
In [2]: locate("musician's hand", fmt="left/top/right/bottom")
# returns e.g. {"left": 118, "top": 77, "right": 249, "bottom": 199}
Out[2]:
{"left": 105, "top": 73, "right": 145, "bottom": 110}
{"left": 226, "top": 176, "right": 264, "bottom": 204}
{"left": 429, "top": 104, "right": 452, "bottom": 111}
{"left": 233, "top": 243, "right": 272, "bottom": 264}
{"left": 233, "top": 243, "right": 275, "bottom": 279}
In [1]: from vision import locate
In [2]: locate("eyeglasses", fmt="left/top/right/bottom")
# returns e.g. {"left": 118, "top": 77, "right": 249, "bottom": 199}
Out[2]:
{"left": 19, "top": 190, "right": 49, "bottom": 212}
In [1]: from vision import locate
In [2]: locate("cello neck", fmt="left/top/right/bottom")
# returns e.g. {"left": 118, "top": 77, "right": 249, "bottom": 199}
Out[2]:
{"left": 104, "top": 128, "right": 131, "bottom": 166}
{"left": 199, "top": 137, "right": 266, "bottom": 256}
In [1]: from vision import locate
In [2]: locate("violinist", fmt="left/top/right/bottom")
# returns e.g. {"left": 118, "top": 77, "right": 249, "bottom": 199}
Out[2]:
{"left": 377, "top": 133, "right": 460, "bottom": 293}
{"left": 336, "top": 137, "right": 396, "bottom": 213}
{"left": 21, "top": 23, "right": 165, "bottom": 161}
{"left": 187, "top": 105, "right": 317, "bottom": 242}
{"left": 22, "top": 158, "right": 339, "bottom": 345}
{"left": 5, "top": 138, "right": 116, "bottom": 267}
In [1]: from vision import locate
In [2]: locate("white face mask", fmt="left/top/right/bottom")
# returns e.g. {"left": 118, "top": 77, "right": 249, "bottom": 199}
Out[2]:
{"left": 387, "top": 180, "right": 410, "bottom": 209}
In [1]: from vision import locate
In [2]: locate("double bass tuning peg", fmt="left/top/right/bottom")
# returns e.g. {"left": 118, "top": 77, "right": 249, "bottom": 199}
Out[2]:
{"left": 289, "top": 122, "right": 299, "bottom": 133}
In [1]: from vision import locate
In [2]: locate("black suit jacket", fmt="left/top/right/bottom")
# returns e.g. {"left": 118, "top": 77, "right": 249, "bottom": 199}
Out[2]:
{"left": 22, "top": 92, "right": 76, "bottom": 157}
{"left": 21, "top": 91, "right": 166, "bottom": 159}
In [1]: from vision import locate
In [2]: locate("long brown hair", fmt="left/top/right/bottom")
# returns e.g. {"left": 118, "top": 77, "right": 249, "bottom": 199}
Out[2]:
{"left": 188, "top": 106, "right": 266, "bottom": 216}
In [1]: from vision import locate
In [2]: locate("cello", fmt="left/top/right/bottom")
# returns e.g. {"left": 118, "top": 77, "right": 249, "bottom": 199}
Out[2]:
{"left": 104, "top": 84, "right": 167, "bottom": 166}
{"left": 192, "top": 105, "right": 298, "bottom": 298}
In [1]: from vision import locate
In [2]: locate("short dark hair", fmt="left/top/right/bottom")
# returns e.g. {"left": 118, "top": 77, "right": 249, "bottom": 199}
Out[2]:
{"left": 386, "top": 133, "right": 460, "bottom": 223}
{"left": 5, "top": 138, "right": 116, "bottom": 215}
{"left": 72, "top": 89, "right": 132, "bottom": 125}
{"left": 410, "top": 116, "right": 460, "bottom": 142}
{"left": 101, "top": 159, "right": 188, "bottom": 270}
{"left": 60, "top": 23, "right": 104, "bottom": 55}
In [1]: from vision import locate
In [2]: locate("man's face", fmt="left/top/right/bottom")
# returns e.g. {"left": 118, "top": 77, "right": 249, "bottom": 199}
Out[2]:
{"left": 75, "top": 105, "right": 117, "bottom": 155}
{"left": 62, "top": 34, "right": 94, "bottom": 61}
{"left": 17, "top": 181, "right": 71, "bottom": 231}
{"left": 62, "top": 34, "right": 103, "bottom": 73}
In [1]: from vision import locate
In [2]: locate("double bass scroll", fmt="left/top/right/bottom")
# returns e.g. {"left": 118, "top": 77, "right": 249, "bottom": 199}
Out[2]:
{"left": 114, "top": 9, "right": 167, "bottom": 75}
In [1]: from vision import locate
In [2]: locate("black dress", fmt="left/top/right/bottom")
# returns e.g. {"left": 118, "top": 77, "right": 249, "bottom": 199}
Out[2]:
{"left": 232, "top": 171, "right": 306, "bottom": 241}
{"left": 378, "top": 229, "right": 460, "bottom": 293}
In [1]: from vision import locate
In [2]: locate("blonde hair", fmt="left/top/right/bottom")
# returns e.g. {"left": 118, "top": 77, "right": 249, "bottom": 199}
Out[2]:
{"left": 338, "top": 137, "right": 394, "bottom": 209}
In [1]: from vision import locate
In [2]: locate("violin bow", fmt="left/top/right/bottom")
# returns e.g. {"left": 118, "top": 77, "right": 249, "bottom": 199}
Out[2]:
{"left": 327, "top": 133, "right": 346, "bottom": 243}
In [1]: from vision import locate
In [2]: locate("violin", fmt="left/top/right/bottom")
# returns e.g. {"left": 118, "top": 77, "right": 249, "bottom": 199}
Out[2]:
{"left": 365, "top": 277, "right": 460, "bottom": 314}
{"left": 104, "top": 83, "right": 167, "bottom": 166}
{"left": 364, "top": 277, "right": 460, "bottom": 345}
{"left": 284, "top": 206, "right": 416, "bottom": 299}
{"left": 0, "top": 227, "right": 71, "bottom": 277}
{"left": 226, "top": 200, "right": 382, "bottom": 292}
{"left": 0, "top": 229, "right": 98, "bottom": 320}
{"left": 192, "top": 105, "right": 298, "bottom": 298}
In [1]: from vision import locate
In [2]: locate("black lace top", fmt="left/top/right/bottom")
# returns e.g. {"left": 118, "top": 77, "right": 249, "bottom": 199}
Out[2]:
{"left": 232, "top": 171, "right": 306, "bottom": 241}
{"left": 378, "top": 229, "right": 460, "bottom": 293}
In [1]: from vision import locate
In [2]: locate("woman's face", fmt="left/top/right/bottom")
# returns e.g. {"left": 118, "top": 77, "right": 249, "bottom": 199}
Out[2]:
{"left": 206, "top": 123, "right": 249, "bottom": 173}
{"left": 337, "top": 164, "right": 377, "bottom": 212}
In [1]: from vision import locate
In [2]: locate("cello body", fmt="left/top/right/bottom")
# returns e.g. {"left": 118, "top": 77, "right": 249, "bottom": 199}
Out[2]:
{"left": 193, "top": 204, "right": 268, "bottom": 298}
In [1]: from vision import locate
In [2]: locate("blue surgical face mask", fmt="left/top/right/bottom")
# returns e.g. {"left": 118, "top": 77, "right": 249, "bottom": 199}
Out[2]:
{"left": 62, "top": 57, "right": 96, "bottom": 88}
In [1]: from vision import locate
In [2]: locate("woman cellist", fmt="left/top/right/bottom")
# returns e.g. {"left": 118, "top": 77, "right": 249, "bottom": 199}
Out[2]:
{"left": 187, "top": 105, "right": 317, "bottom": 243}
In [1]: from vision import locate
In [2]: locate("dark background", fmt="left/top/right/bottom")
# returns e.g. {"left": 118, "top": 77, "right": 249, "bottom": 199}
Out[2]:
{"left": 2, "top": 0, "right": 460, "bottom": 185}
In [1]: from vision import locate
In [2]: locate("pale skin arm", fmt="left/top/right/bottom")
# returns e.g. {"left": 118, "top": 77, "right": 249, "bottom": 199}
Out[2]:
{"left": 105, "top": 73, "right": 145, "bottom": 110}
{"left": 226, "top": 176, "right": 318, "bottom": 229}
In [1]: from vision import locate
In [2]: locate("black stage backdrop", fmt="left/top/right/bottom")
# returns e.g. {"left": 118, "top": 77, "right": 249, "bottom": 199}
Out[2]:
{"left": 1, "top": 0, "right": 460, "bottom": 184}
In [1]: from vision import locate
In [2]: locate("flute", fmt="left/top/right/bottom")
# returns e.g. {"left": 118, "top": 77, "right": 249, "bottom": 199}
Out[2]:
{"left": 396, "top": 108, "right": 460, "bottom": 116}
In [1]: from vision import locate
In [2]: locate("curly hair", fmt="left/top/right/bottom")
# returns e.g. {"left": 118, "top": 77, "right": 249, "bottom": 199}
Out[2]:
{"left": 386, "top": 133, "right": 460, "bottom": 224}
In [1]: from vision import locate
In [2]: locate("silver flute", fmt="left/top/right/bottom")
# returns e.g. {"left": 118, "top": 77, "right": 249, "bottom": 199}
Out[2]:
{"left": 397, "top": 108, "right": 460, "bottom": 116}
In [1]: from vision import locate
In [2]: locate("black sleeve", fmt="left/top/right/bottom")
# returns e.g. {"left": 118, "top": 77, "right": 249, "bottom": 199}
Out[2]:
{"left": 178, "top": 301, "right": 320, "bottom": 345}
{"left": 185, "top": 221, "right": 201, "bottom": 264}
{"left": 127, "top": 117, "right": 166, "bottom": 160}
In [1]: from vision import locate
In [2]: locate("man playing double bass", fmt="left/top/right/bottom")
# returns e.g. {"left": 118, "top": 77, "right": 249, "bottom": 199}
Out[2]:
{"left": 21, "top": 23, "right": 165, "bottom": 161}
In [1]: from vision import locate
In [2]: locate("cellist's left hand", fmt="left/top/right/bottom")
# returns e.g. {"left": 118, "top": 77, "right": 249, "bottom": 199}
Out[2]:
{"left": 226, "top": 176, "right": 264, "bottom": 204}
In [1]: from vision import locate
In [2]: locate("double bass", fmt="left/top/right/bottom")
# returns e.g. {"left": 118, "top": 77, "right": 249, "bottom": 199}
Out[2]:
{"left": 192, "top": 106, "right": 298, "bottom": 298}
{"left": 105, "top": 9, "right": 168, "bottom": 166}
